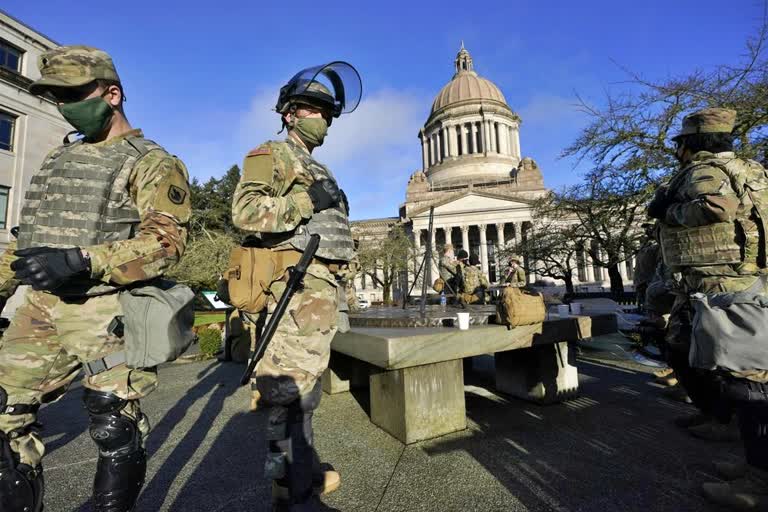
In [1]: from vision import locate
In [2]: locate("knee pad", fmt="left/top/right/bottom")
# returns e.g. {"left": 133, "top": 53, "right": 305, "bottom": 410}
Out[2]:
{"left": 0, "top": 431, "right": 44, "bottom": 512}
{"left": 83, "top": 389, "right": 146, "bottom": 512}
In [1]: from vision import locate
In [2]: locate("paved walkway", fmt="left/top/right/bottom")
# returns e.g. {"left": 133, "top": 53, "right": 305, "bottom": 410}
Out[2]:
{"left": 39, "top": 343, "right": 740, "bottom": 511}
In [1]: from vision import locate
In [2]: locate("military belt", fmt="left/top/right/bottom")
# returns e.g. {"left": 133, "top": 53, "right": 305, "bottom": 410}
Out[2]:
{"left": 83, "top": 351, "right": 126, "bottom": 376}
{"left": 1, "top": 403, "right": 39, "bottom": 415}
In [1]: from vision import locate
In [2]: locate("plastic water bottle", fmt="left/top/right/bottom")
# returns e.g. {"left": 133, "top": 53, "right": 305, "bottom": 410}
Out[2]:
{"left": 440, "top": 291, "right": 447, "bottom": 311}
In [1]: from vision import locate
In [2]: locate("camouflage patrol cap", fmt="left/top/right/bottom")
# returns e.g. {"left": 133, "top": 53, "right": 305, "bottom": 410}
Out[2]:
{"left": 29, "top": 45, "right": 120, "bottom": 96}
{"left": 508, "top": 254, "right": 521, "bottom": 263}
{"left": 672, "top": 107, "right": 736, "bottom": 141}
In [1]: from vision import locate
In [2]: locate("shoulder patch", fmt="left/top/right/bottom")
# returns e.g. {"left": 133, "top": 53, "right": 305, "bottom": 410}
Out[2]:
{"left": 168, "top": 184, "right": 187, "bottom": 205}
{"left": 247, "top": 147, "right": 272, "bottom": 157}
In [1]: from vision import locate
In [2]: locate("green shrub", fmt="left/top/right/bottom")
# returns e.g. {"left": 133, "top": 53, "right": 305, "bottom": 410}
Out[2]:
{"left": 197, "top": 328, "right": 222, "bottom": 358}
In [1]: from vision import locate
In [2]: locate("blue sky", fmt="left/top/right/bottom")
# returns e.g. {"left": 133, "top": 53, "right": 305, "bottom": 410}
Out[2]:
{"left": 3, "top": 1, "right": 761, "bottom": 220}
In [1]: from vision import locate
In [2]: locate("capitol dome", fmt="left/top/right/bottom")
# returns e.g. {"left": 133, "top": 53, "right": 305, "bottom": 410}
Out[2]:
{"left": 419, "top": 44, "right": 523, "bottom": 187}
{"left": 431, "top": 47, "right": 508, "bottom": 114}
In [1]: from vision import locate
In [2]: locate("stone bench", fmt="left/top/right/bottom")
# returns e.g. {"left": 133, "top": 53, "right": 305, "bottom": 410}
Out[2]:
{"left": 323, "top": 314, "right": 617, "bottom": 444}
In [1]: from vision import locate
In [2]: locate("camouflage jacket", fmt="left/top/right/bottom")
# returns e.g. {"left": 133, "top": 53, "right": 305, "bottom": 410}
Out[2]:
{"left": 439, "top": 255, "right": 457, "bottom": 282}
{"left": 460, "top": 263, "right": 489, "bottom": 293}
{"left": 232, "top": 137, "right": 349, "bottom": 283}
{"left": 0, "top": 129, "right": 191, "bottom": 296}
{"left": 503, "top": 266, "right": 526, "bottom": 287}
{"left": 661, "top": 151, "right": 763, "bottom": 293}
{"left": 633, "top": 241, "right": 660, "bottom": 288}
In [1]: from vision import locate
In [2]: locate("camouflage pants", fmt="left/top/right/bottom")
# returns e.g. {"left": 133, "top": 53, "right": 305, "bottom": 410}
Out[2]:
{"left": 246, "top": 267, "right": 338, "bottom": 482}
{"left": 0, "top": 289, "right": 157, "bottom": 466}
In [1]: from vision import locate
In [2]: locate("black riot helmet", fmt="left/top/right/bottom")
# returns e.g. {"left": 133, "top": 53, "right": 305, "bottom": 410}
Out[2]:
{"left": 276, "top": 61, "right": 362, "bottom": 122}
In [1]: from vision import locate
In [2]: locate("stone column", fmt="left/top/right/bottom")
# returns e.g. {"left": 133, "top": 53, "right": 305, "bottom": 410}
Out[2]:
{"left": 461, "top": 225, "right": 470, "bottom": 253}
{"left": 513, "top": 127, "right": 521, "bottom": 159}
{"left": 496, "top": 223, "right": 506, "bottom": 250}
{"left": 482, "top": 120, "right": 489, "bottom": 155}
{"left": 444, "top": 226, "right": 454, "bottom": 247}
{"left": 470, "top": 123, "right": 477, "bottom": 154}
{"left": 421, "top": 134, "right": 428, "bottom": 170}
{"left": 497, "top": 124, "right": 507, "bottom": 155}
{"left": 479, "top": 224, "right": 489, "bottom": 279}
{"left": 448, "top": 125, "right": 457, "bottom": 158}
{"left": 619, "top": 250, "right": 628, "bottom": 281}
{"left": 428, "top": 228, "right": 438, "bottom": 283}
{"left": 584, "top": 249, "right": 595, "bottom": 283}
{"left": 490, "top": 121, "right": 497, "bottom": 153}
{"left": 514, "top": 222, "right": 522, "bottom": 245}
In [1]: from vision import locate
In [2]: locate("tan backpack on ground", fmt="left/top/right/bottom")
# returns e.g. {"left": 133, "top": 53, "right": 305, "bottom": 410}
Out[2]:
{"left": 496, "top": 286, "right": 546, "bottom": 327}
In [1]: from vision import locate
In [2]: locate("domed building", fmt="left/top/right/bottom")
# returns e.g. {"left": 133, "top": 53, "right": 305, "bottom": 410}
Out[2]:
{"left": 352, "top": 45, "right": 630, "bottom": 302}
{"left": 402, "top": 44, "right": 549, "bottom": 284}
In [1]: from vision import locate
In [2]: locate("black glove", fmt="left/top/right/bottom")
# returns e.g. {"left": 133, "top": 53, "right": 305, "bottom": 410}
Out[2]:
{"left": 647, "top": 186, "right": 671, "bottom": 220}
{"left": 11, "top": 247, "right": 90, "bottom": 291}
{"left": 307, "top": 179, "right": 341, "bottom": 213}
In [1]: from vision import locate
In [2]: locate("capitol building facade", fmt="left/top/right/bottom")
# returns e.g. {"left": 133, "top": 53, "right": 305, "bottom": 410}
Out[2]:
{"left": 352, "top": 46, "right": 636, "bottom": 303}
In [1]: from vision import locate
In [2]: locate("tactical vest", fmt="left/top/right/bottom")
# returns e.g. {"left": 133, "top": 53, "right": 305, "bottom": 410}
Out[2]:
{"left": 660, "top": 154, "right": 768, "bottom": 272}
{"left": 262, "top": 141, "right": 355, "bottom": 262}
{"left": 17, "top": 134, "right": 162, "bottom": 295}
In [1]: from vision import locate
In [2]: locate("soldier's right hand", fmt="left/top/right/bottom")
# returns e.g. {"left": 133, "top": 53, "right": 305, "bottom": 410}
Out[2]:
{"left": 307, "top": 179, "right": 342, "bottom": 213}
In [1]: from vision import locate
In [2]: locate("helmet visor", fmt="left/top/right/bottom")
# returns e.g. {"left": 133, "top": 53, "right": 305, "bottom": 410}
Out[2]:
{"left": 280, "top": 61, "right": 362, "bottom": 116}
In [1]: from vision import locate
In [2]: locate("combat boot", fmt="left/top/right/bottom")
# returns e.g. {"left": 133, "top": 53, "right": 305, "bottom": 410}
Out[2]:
{"left": 273, "top": 470, "right": 341, "bottom": 502}
{"left": 662, "top": 384, "right": 692, "bottom": 404}
{"left": 714, "top": 461, "right": 749, "bottom": 481}
{"left": 689, "top": 419, "right": 740, "bottom": 442}
{"left": 674, "top": 412, "right": 711, "bottom": 429}
{"left": 702, "top": 466, "right": 768, "bottom": 511}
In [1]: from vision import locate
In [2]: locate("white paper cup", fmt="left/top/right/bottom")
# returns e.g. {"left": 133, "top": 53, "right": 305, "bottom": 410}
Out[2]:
{"left": 456, "top": 312, "right": 470, "bottom": 330}
{"left": 570, "top": 302, "right": 582, "bottom": 315}
{"left": 557, "top": 304, "right": 570, "bottom": 317}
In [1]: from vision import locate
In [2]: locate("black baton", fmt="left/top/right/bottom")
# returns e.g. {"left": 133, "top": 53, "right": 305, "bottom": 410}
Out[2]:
{"left": 240, "top": 234, "right": 321, "bottom": 386}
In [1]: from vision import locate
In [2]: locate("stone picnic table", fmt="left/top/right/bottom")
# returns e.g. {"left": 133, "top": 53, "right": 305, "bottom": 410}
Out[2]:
{"left": 322, "top": 306, "right": 618, "bottom": 444}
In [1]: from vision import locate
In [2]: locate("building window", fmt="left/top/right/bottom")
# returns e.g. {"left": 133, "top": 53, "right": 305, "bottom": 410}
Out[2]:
{"left": 0, "top": 112, "right": 15, "bottom": 152}
{"left": 0, "top": 187, "right": 9, "bottom": 230}
{"left": 456, "top": 126, "right": 463, "bottom": 155}
{"left": 0, "top": 40, "right": 22, "bottom": 73}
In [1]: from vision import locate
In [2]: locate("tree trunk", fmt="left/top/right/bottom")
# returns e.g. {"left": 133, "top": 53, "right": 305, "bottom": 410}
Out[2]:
{"left": 563, "top": 273, "right": 575, "bottom": 294}
{"left": 607, "top": 264, "right": 624, "bottom": 298}
{"left": 383, "top": 282, "right": 391, "bottom": 304}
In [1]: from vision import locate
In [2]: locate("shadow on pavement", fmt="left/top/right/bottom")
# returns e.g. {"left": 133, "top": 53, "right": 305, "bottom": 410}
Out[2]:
{"left": 419, "top": 356, "right": 737, "bottom": 512}
{"left": 137, "top": 361, "right": 243, "bottom": 510}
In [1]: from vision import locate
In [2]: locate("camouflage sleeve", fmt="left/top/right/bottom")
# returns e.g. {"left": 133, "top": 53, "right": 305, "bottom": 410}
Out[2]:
{"left": 0, "top": 241, "right": 19, "bottom": 303}
{"left": 232, "top": 145, "right": 314, "bottom": 233}
{"left": 665, "top": 165, "right": 740, "bottom": 227}
{"left": 85, "top": 151, "right": 191, "bottom": 285}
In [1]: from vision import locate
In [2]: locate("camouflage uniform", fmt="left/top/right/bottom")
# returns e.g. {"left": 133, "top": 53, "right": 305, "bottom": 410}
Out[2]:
{"left": 0, "top": 47, "right": 190, "bottom": 512}
{"left": 458, "top": 262, "right": 489, "bottom": 304}
{"left": 652, "top": 108, "right": 768, "bottom": 507}
{"left": 503, "top": 265, "right": 526, "bottom": 288}
{"left": 233, "top": 138, "right": 351, "bottom": 504}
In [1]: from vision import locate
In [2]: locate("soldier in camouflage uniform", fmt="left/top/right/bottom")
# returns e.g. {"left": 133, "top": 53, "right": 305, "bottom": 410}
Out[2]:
{"left": 455, "top": 250, "right": 489, "bottom": 304}
{"left": 232, "top": 62, "right": 361, "bottom": 511}
{"left": 503, "top": 255, "right": 526, "bottom": 288}
{"left": 648, "top": 108, "right": 768, "bottom": 509}
{"left": 0, "top": 46, "right": 190, "bottom": 512}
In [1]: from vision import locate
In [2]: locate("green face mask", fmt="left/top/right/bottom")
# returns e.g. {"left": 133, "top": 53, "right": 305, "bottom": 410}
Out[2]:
{"left": 293, "top": 117, "right": 329, "bottom": 147}
{"left": 57, "top": 96, "right": 114, "bottom": 139}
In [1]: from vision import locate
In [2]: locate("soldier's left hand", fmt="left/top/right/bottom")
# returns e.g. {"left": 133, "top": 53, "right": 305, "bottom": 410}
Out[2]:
{"left": 11, "top": 247, "right": 91, "bottom": 291}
